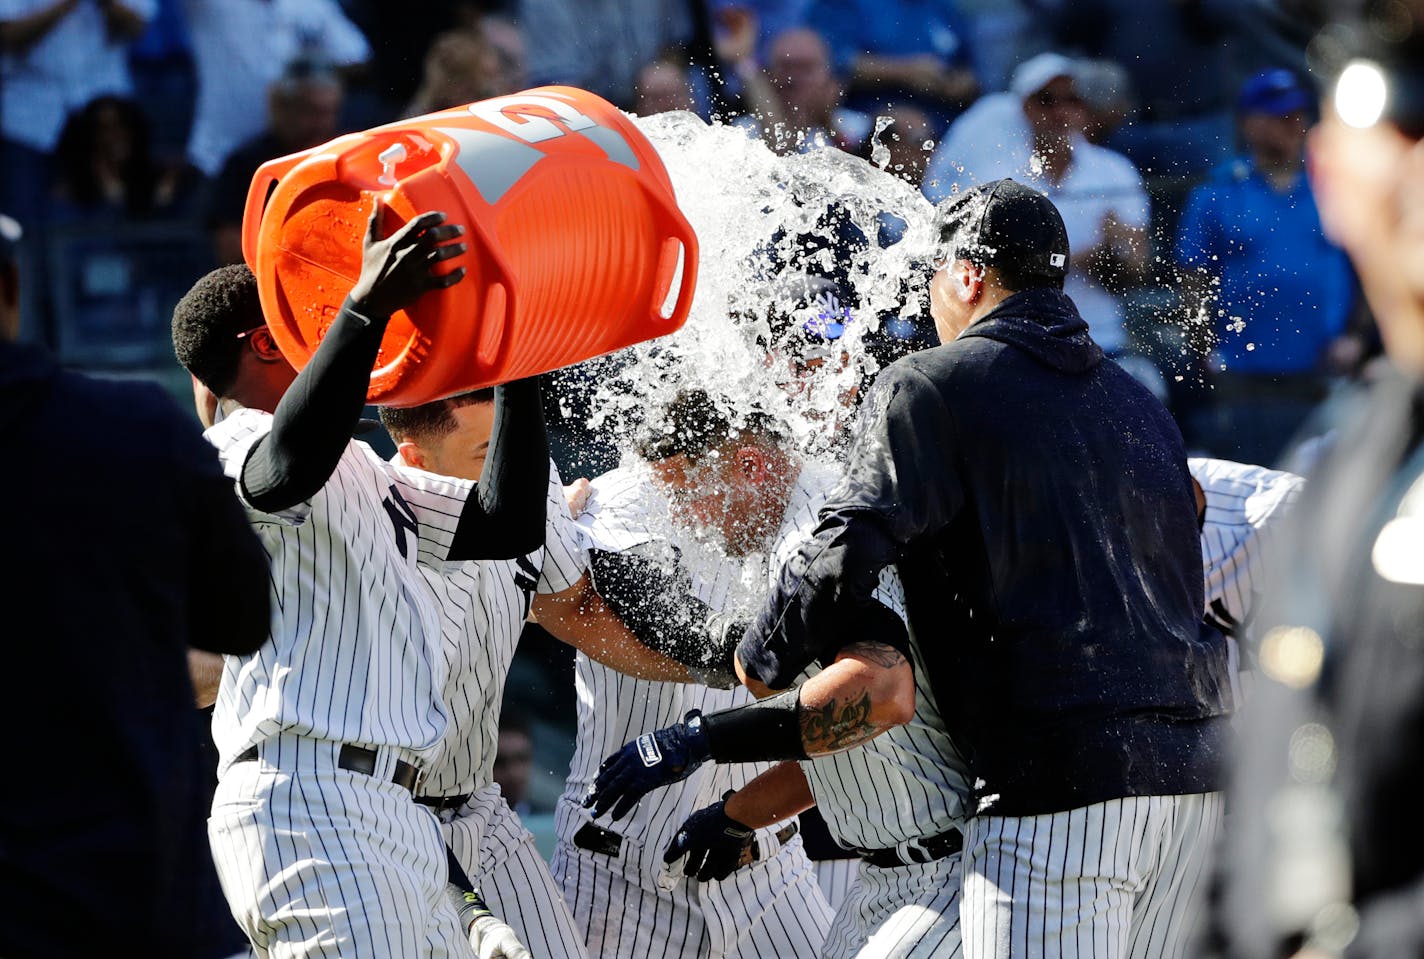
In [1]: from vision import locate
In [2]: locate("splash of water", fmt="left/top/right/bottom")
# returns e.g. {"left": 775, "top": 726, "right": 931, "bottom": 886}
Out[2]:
{"left": 582, "top": 111, "right": 937, "bottom": 468}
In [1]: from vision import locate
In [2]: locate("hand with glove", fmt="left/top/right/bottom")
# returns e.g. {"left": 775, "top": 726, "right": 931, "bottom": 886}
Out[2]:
{"left": 445, "top": 885, "right": 532, "bottom": 959}
{"left": 664, "top": 793, "right": 758, "bottom": 881}
{"left": 585, "top": 711, "right": 711, "bottom": 820}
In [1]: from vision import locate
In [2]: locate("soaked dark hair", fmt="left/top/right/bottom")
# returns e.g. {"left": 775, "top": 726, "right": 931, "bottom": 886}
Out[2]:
{"left": 636, "top": 388, "right": 783, "bottom": 463}
{"left": 171, "top": 264, "right": 264, "bottom": 396}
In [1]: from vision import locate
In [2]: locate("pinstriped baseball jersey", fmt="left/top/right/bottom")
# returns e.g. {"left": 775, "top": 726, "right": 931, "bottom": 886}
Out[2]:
{"left": 560, "top": 466, "right": 798, "bottom": 873}
{"left": 205, "top": 407, "right": 474, "bottom": 771}
{"left": 1189, "top": 457, "right": 1304, "bottom": 640}
{"left": 415, "top": 460, "right": 588, "bottom": 798}
{"left": 771, "top": 463, "right": 972, "bottom": 852}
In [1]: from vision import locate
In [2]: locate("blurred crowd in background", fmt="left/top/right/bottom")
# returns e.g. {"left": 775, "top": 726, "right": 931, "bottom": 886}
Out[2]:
{"left": 0, "top": 0, "right": 1371, "bottom": 810}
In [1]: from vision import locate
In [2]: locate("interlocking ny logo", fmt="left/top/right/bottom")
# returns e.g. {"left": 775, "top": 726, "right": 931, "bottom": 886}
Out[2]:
{"left": 383, "top": 485, "right": 419, "bottom": 559}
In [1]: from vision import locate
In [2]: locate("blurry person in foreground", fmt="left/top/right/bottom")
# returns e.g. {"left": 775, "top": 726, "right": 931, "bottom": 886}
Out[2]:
{"left": 1210, "top": 3, "right": 1424, "bottom": 958}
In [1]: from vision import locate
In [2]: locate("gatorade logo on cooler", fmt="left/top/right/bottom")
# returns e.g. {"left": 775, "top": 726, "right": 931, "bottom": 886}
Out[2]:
{"left": 242, "top": 86, "right": 699, "bottom": 407}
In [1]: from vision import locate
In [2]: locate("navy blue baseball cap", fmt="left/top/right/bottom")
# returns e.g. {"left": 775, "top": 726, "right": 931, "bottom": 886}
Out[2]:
{"left": 1238, "top": 69, "right": 1312, "bottom": 116}
{"left": 934, "top": 179, "right": 1070, "bottom": 281}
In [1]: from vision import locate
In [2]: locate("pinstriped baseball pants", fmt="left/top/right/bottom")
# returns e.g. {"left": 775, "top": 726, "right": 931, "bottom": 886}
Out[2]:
{"left": 551, "top": 835, "right": 833, "bottom": 959}
{"left": 961, "top": 793, "right": 1223, "bottom": 959}
{"left": 822, "top": 854, "right": 963, "bottom": 959}
{"left": 441, "top": 785, "right": 589, "bottom": 959}
{"left": 208, "top": 743, "right": 468, "bottom": 959}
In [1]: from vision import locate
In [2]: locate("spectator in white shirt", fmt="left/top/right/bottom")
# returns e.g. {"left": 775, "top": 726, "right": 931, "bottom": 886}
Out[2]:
{"left": 923, "top": 53, "right": 1150, "bottom": 356}
{"left": 182, "top": 0, "right": 369, "bottom": 177}
{"left": 0, "top": 0, "right": 154, "bottom": 223}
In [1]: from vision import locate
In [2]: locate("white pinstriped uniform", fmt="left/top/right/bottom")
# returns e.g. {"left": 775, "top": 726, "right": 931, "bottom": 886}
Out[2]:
{"left": 553, "top": 465, "right": 834, "bottom": 959}
{"left": 409, "top": 459, "right": 591, "bottom": 959}
{"left": 203, "top": 407, "right": 471, "bottom": 959}
{"left": 1189, "top": 457, "right": 1304, "bottom": 703}
{"left": 772, "top": 464, "right": 971, "bottom": 959}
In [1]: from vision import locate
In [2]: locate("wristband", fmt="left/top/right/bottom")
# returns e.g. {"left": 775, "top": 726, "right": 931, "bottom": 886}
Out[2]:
{"left": 699, "top": 688, "right": 806, "bottom": 763}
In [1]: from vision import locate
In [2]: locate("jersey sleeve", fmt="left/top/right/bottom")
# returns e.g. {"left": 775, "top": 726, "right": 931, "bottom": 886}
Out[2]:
{"left": 205, "top": 409, "right": 311, "bottom": 527}
{"left": 538, "top": 462, "right": 589, "bottom": 594}
{"left": 383, "top": 458, "right": 476, "bottom": 568}
{"left": 739, "top": 364, "right": 961, "bottom": 687}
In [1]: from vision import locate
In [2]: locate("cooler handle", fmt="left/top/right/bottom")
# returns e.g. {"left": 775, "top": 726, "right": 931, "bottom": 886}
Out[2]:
{"left": 640, "top": 180, "right": 699, "bottom": 327}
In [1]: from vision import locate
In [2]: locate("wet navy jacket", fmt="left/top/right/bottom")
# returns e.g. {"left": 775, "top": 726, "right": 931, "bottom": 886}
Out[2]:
{"left": 740, "top": 287, "right": 1231, "bottom": 817}
{"left": 0, "top": 342, "right": 270, "bottom": 958}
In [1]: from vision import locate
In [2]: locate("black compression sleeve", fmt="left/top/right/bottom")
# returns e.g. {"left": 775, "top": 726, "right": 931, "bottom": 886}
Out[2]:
{"left": 587, "top": 548, "right": 741, "bottom": 686}
{"left": 446, "top": 376, "right": 549, "bottom": 561}
{"left": 241, "top": 298, "right": 387, "bottom": 514}
{"left": 699, "top": 688, "right": 807, "bottom": 762}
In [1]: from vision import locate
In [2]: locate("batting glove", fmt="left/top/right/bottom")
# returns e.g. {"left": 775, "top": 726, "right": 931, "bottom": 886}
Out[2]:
{"left": 446, "top": 886, "right": 532, "bottom": 959}
{"left": 585, "top": 711, "right": 711, "bottom": 821}
{"left": 664, "top": 794, "right": 757, "bottom": 881}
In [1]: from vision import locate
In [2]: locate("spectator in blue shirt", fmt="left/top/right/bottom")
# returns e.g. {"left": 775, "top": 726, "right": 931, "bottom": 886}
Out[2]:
{"left": 804, "top": 0, "right": 976, "bottom": 130}
{"left": 1175, "top": 68, "right": 1357, "bottom": 463}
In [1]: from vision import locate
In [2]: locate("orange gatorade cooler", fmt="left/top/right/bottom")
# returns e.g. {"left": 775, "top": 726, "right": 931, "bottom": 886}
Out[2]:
{"left": 241, "top": 86, "right": 699, "bottom": 406}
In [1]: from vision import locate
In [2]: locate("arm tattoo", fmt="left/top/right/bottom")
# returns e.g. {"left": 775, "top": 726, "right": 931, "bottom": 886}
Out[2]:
{"left": 841, "top": 640, "right": 907, "bottom": 670}
{"left": 799, "top": 691, "right": 875, "bottom": 754}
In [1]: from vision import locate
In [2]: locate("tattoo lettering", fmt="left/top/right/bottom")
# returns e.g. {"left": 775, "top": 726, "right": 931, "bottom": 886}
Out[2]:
{"left": 841, "top": 640, "right": 908, "bottom": 670}
{"left": 800, "top": 692, "right": 875, "bottom": 754}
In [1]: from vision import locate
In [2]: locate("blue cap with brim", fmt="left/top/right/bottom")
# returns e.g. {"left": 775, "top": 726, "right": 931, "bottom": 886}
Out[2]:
{"left": 1238, "top": 69, "right": 1312, "bottom": 116}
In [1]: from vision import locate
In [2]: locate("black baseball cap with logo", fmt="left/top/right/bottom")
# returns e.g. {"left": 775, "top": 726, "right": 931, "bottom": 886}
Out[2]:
{"left": 933, "top": 179, "right": 1071, "bottom": 282}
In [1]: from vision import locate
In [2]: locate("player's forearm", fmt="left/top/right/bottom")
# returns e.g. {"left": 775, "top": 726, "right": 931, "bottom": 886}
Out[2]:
{"left": 794, "top": 641, "right": 914, "bottom": 756}
{"left": 0, "top": 0, "right": 78, "bottom": 53}
{"left": 702, "top": 635, "right": 914, "bottom": 762}
{"left": 533, "top": 575, "right": 694, "bottom": 682}
{"left": 188, "top": 649, "right": 224, "bottom": 708}
{"left": 723, "top": 761, "right": 816, "bottom": 829}
{"left": 241, "top": 299, "right": 387, "bottom": 512}
{"left": 447, "top": 378, "right": 548, "bottom": 560}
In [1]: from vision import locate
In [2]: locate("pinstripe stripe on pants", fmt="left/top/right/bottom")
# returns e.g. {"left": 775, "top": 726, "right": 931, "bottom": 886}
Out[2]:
{"left": 823, "top": 855, "right": 963, "bottom": 959}
{"left": 208, "top": 739, "right": 468, "bottom": 959}
{"left": 442, "top": 786, "right": 589, "bottom": 959}
{"left": 551, "top": 836, "right": 832, "bottom": 959}
{"left": 961, "top": 793, "right": 1223, "bottom": 959}
{"left": 815, "top": 858, "right": 862, "bottom": 914}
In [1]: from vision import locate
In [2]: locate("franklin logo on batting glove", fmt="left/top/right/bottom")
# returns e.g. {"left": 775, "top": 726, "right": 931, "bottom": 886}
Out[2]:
{"left": 637, "top": 733, "right": 663, "bottom": 766}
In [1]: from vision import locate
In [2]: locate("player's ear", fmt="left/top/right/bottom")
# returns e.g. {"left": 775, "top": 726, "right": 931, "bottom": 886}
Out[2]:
{"left": 955, "top": 260, "right": 983, "bottom": 303}
{"left": 397, "top": 441, "right": 428, "bottom": 470}
{"left": 248, "top": 327, "right": 286, "bottom": 362}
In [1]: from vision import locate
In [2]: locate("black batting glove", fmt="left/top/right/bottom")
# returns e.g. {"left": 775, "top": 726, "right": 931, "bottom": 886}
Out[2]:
{"left": 585, "top": 711, "right": 711, "bottom": 821}
{"left": 664, "top": 794, "right": 757, "bottom": 882}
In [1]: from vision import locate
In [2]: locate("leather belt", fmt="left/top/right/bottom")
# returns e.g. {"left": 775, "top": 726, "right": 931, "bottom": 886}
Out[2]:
{"left": 856, "top": 827, "right": 963, "bottom": 869}
{"left": 234, "top": 743, "right": 422, "bottom": 794}
{"left": 415, "top": 793, "right": 472, "bottom": 814}
{"left": 574, "top": 820, "right": 800, "bottom": 862}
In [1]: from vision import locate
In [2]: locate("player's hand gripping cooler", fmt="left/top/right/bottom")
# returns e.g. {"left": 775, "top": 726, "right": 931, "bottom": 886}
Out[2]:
{"left": 241, "top": 86, "right": 699, "bottom": 406}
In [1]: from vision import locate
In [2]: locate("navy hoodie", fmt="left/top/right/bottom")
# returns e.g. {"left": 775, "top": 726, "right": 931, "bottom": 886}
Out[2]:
{"left": 0, "top": 341, "right": 269, "bottom": 957}
{"left": 741, "top": 288, "right": 1231, "bottom": 816}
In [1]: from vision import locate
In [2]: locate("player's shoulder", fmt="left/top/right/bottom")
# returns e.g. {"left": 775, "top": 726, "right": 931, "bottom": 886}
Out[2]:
{"left": 203, "top": 405, "right": 273, "bottom": 450}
